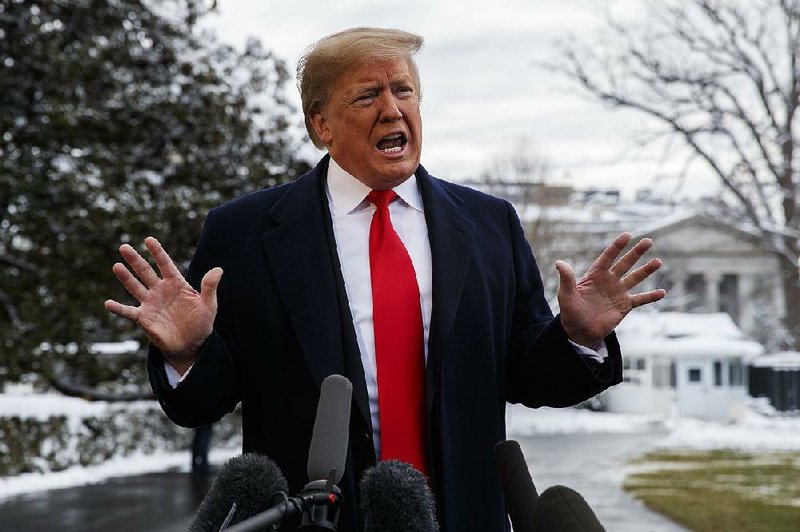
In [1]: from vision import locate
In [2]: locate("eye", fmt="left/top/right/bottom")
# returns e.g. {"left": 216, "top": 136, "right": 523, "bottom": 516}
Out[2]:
{"left": 353, "top": 91, "right": 377, "bottom": 105}
{"left": 396, "top": 86, "right": 414, "bottom": 97}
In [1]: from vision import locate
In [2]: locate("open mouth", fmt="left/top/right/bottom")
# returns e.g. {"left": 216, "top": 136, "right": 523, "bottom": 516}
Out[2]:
{"left": 376, "top": 132, "right": 407, "bottom": 154}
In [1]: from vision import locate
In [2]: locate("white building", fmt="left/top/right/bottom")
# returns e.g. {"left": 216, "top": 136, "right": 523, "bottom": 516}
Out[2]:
{"left": 633, "top": 213, "right": 785, "bottom": 343}
{"left": 603, "top": 312, "right": 764, "bottom": 421}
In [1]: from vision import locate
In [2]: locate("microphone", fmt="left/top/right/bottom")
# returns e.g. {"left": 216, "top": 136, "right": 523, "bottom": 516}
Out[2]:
{"left": 307, "top": 373, "right": 353, "bottom": 485}
{"left": 225, "top": 374, "right": 353, "bottom": 532}
{"left": 359, "top": 459, "right": 439, "bottom": 532}
{"left": 189, "top": 452, "right": 289, "bottom": 532}
{"left": 532, "top": 485, "right": 605, "bottom": 531}
{"left": 494, "top": 440, "right": 537, "bottom": 532}
{"left": 299, "top": 373, "right": 353, "bottom": 530}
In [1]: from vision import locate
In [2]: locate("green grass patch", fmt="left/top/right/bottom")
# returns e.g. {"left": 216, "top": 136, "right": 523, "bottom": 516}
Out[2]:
{"left": 624, "top": 450, "right": 800, "bottom": 531}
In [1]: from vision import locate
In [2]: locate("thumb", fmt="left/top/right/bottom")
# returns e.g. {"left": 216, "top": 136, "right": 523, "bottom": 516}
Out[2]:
{"left": 555, "top": 260, "right": 576, "bottom": 296}
{"left": 200, "top": 267, "right": 223, "bottom": 307}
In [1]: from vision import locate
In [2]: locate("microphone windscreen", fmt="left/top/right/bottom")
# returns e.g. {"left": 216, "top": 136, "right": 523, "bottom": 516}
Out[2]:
{"left": 307, "top": 374, "right": 353, "bottom": 484}
{"left": 494, "top": 439, "right": 537, "bottom": 532}
{"left": 532, "top": 485, "right": 605, "bottom": 532}
{"left": 360, "top": 460, "right": 439, "bottom": 532}
{"left": 189, "top": 452, "right": 288, "bottom": 532}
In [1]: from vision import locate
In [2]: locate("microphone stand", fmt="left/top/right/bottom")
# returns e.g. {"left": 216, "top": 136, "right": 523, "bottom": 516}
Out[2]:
{"left": 223, "top": 470, "right": 342, "bottom": 532}
{"left": 299, "top": 477, "right": 341, "bottom": 531}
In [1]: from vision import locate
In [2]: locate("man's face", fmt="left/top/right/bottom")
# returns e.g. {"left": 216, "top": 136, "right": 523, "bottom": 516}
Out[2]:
{"left": 311, "top": 57, "right": 423, "bottom": 190}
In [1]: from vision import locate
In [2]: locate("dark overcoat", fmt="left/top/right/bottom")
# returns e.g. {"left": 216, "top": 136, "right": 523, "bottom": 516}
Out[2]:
{"left": 149, "top": 156, "right": 622, "bottom": 531}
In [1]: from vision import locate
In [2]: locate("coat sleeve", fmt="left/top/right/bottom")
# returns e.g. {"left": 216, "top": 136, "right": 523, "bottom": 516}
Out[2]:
{"left": 147, "top": 209, "right": 242, "bottom": 427}
{"left": 503, "top": 201, "right": 623, "bottom": 408}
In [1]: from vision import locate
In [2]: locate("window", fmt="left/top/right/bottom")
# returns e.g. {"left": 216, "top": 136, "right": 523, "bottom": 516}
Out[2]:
{"left": 729, "top": 358, "right": 744, "bottom": 386}
{"left": 653, "top": 362, "right": 675, "bottom": 389}
{"left": 623, "top": 358, "right": 646, "bottom": 370}
{"left": 714, "top": 361, "right": 723, "bottom": 386}
{"left": 623, "top": 357, "right": 647, "bottom": 386}
{"left": 685, "top": 274, "right": 707, "bottom": 311}
{"left": 653, "top": 270, "right": 675, "bottom": 294}
{"left": 688, "top": 368, "right": 702, "bottom": 383}
{"left": 718, "top": 274, "right": 740, "bottom": 324}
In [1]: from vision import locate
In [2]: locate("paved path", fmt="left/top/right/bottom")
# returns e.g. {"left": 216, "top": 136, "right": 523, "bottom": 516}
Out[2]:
{"left": 0, "top": 432, "right": 688, "bottom": 531}
{"left": 517, "top": 431, "right": 689, "bottom": 532}
{"left": 0, "top": 469, "right": 214, "bottom": 532}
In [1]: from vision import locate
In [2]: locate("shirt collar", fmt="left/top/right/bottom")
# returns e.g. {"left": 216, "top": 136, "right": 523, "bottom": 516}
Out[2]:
{"left": 326, "top": 156, "right": 424, "bottom": 215}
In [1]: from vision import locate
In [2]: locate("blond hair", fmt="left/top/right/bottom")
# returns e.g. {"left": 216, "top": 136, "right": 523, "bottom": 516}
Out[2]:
{"left": 297, "top": 27, "right": 424, "bottom": 148}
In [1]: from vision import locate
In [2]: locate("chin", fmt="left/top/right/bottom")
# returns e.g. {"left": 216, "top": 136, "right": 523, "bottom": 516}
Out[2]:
{"left": 377, "top": 166, "right": 417, "bottom": 187}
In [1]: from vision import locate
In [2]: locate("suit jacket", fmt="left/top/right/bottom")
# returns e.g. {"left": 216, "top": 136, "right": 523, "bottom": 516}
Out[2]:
{"left": 148, "top": 156, "right": 622, "bottom": 531}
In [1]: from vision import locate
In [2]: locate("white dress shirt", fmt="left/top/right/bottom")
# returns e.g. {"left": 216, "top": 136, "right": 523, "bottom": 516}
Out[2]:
{"left": 325, "top": 158, "right": 433, "bottom": 458}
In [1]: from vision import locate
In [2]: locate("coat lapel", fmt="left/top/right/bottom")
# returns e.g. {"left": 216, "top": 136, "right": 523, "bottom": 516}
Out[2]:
{"left": 416, "top": 167, "right": 475, "bottom": 411}
{"left": 260, "top": 159, "right": 347, "bottom": 390}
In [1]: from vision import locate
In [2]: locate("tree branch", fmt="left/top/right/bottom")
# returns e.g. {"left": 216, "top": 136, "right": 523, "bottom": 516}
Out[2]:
{"left": 48, "top": 375, "right": 156, "bottom": 402}
{"left": 0, "top": 252, "right": 39, "bottom": 273}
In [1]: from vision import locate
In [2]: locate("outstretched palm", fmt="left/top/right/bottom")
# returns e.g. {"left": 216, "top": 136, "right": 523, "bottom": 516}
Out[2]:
{"left": 104, "top": 237, "right": 222, "bottom": 373}
{"left": 556, "top": 233, "right": 666, "bottom": 349}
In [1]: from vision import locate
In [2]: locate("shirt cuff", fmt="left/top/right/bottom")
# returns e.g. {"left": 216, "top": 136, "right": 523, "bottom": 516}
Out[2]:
{"left": 165, "top": 362, "right": 193, "bottom": 389}
{"left": 568, "top": 339, "right": 609, "bottom": 364}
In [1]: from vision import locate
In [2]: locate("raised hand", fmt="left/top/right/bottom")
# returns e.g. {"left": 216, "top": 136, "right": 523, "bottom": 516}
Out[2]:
{"left": 556, "top": 233, "right": 666, "bottom": 349}
{"left": 104, "top": 237, "right": 222, "bottom": 373}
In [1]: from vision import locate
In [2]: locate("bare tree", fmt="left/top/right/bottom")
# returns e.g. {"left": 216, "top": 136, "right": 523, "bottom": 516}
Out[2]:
{"left": 554, "top": 0, "right": 800, "bottom": 345}
{"left": 472, "top": 138, "right": 597, "bottom": 303}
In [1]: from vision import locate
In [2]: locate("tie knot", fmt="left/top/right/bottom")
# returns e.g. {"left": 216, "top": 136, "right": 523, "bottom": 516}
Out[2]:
{"left": 367, "top": 189, "right": 398, "bottom": 210}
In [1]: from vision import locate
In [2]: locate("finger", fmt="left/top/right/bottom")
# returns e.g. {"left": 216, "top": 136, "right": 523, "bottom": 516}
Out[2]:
{"left": 611, "top": 238, "right": 654, "bottom": 277}
{"left": 112, "top": 262, "right": 149, "bottom": 302}
{"left": 555, "top": 260, "right": 577, "bottom": 295}
{"left": 119, "top": 243, "right": 161, "bottom": 287}
{"left": 622, "top": 257, "right": 662, "bottom": 289}
{"left": 200, "top": 267, "right": 223, "bottom": 307}
{"left": 592, "top": 233, "right": 633, "bottom": 271}
{"left": 145, "top": 236, "right": 182, "bottom": 280}
{"left": 104, "top": 299, "right": 141, "bottom": 322}
{"left": 631, "top": 289, "right": 667, "bottom": 308}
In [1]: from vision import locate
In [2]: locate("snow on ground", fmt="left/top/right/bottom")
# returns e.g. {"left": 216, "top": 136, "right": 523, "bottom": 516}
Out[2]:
{"left": 661, "top": 409, "right": 800, "bottom": 451}
{"left": 0, "top": 393, "right": 156, "bottom": 420}
{"left": 0, "top": 447, "right": 239, "bottom": 502}
{"left": 1, "top": 396, "right": 798, "bottom": 502}
{"left": 507, "top": 404, "right": 666, "bottom": 436}
{"left": 0, "top": 393, "right": 238, "bottom": 501}
{"left": 507, "top": 403, "right": 800, "bottom": 452}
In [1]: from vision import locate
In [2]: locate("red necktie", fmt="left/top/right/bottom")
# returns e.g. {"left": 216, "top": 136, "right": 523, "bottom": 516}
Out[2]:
{"left": 368, "top": 189, "right": 428, "bottom": 475}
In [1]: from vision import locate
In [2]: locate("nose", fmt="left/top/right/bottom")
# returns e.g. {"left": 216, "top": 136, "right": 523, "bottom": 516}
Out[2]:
{"left": 378, "top": 92, "right": 402, "bottom": 122}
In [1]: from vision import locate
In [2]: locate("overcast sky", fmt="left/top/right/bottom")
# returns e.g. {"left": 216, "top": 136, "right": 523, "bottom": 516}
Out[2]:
{"left": 201, "top": 0, "right": 720, "bottom": 199}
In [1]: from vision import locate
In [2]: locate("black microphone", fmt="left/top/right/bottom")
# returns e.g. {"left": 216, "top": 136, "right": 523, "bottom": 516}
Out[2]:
{"left": 359, "top": 460, "right": 439, "bottom": 532}
{"left": 494, "top": 439, "right": 537, "bottom": 532}
{"left": 532, "top": 485, "right": 605, "bottom": 531}
{"left": 189, "top": 452, "right": 289, "bottom": 532}
{"left": 225, "top": 374, "right": 353, "bottom": 532}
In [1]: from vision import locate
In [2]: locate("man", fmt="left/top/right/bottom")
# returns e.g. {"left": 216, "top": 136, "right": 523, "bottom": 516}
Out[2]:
{"left": 105, "top": 28, "right": 665, "bottom": 531}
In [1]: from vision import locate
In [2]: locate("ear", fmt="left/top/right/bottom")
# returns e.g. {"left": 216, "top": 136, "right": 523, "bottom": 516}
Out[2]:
{"left": 310, "top": 112, "right": 332, "bottom": 147}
